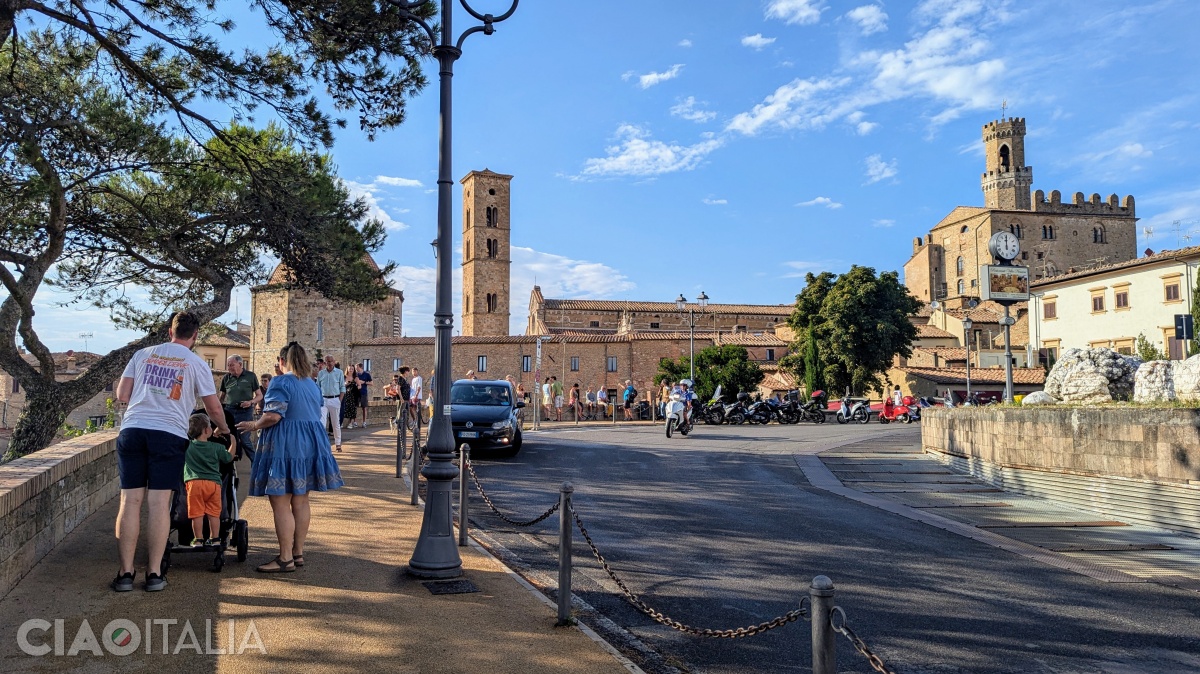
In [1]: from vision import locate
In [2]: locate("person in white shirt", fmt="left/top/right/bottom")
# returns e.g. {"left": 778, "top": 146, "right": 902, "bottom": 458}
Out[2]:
{"left": 410, "top": 367, "right": 424, "bottom": 423}
{"left": 316, "top": 356, "right": 345, "bottom": 452}
{"left": 112, "top": 311, "right": 228, "bottom": 593}
{"left": 596, "top": 386, "right": 609, "bottom": 418}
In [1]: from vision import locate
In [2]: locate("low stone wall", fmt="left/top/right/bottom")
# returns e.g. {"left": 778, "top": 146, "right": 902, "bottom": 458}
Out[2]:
{"left": 922, "top": 407, "right": 1200, "bottom": 535}
{"left": 0, "top": 431, "right": 120, "bottom": 599}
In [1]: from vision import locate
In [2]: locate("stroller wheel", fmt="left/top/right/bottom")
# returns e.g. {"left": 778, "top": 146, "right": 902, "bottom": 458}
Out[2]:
{"left": 211, "top": 555, "right": 225, "bottom": 573}
{"left": 234, "top": 520, "right": 249, "bottom": 562}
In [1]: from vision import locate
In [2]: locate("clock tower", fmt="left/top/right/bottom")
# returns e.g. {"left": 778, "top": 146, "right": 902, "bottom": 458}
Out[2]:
{"left": 981, "top": 117, "right": 1033, "bottom": 210}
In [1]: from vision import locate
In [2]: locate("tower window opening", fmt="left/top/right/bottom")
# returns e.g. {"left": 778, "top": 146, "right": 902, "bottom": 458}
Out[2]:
{"left": 957, "top": 279, "right": 965, "bottom": 295}
{"left": 486, "top": 206, "right": 497, "bottom": 227}
{"left": 999, "top": 144, "right": 1011, "bottom": 171}
{"left": 1093, "top": 226, "right": 1106, "bottom": 243}
{"left": 956, "top": 256, "right": 964, "bottom": 276}
{"left": 486, "top": 293, "right": 498, "bottom": 313}
{"left": 1009, "top": 224, "right": 1022, "bottom": 239}
{"left": 1042, "top": 225, "right": 1055, "bottom": 240}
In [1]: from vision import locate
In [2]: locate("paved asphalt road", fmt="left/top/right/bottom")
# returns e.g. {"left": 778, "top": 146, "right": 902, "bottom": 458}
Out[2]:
{"left": 461, "top": 421, "right": 1200, "bottom": 674}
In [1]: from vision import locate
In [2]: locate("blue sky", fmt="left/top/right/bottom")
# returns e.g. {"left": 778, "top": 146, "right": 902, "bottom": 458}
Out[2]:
{"left": 24, "top": 0, "right": 1200, "bottom": 353}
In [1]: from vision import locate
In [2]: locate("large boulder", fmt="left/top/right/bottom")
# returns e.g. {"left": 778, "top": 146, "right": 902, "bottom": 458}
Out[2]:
{"left": 1173, "top": 354, "right": 1200, "bottom": 402}
{"left": 1021, "top": 391, "right": 1058, "bottom": 406}
{"left": 1045, "top": 348, "right": 1141, "bottom": 403}
{"left": 1134, "top": 360, "right": 1174, "bottom": 403}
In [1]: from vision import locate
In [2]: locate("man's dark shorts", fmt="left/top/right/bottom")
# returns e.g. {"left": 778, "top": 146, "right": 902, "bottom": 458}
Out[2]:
{"left": 117, "top": 428, "right": 189, "bottom": 490}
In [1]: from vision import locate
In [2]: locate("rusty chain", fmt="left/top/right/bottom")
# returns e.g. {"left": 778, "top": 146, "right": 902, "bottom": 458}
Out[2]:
{"left": 571, "top": 504, "right": 808, "bottom": 638}
{"left": 466, "top": 459, "right": 560, "bottom": 527}
{"left": 831, "top": 606, "right": 897, "bottom": 674}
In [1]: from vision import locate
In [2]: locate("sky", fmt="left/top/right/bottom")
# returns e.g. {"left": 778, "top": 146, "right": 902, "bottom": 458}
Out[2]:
{"left": 20, "top": 0, "right": 1200, "bottom": 354}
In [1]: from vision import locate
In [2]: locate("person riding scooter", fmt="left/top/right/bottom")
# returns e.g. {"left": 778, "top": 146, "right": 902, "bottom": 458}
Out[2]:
{"left": 672, "top": 379, "right": 696, "bottom": 429}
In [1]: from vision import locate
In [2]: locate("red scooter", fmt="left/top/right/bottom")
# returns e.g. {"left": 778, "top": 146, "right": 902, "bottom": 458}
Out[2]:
{"left": 878, "top": 397, "right": 913, "bottom": 424}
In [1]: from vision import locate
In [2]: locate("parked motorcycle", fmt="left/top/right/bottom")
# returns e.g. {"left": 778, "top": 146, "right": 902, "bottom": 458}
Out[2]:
{"left": 769, "top": 392, "right": 802, "bottom": 424}
{"left": 665, "top": 392, "right": 692, "bottom": 438}
{"left": 724, "top": 392, "right": 751, "bottom": 425}
{"left": 835, "top": 394, "right": 871, "bottom": 424}
{"left": 799, "top": 390, "right": 828, "bottom": 423}
{"left": 746, "top": 398, "right": 774, "bottom": 424}
{"left": 700, "top": 386, "right": 727, "bottom": 425}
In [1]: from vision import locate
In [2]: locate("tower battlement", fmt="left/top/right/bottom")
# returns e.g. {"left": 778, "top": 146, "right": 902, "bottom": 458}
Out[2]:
{"left": 983, "top": 117, "right": 1026, "bottom": 141}
{"left": 1032, "top": 190, "right": 1136, "bottom": 217}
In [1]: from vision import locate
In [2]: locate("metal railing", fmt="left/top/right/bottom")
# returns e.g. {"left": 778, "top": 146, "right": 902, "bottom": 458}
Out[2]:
{"left": 459, "top": 465, "right": 899, "bottom": 673}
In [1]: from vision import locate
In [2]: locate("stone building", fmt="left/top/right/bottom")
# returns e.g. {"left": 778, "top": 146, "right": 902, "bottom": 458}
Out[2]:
{"left": 0, "top": 352, "right": 117, "bottom": 430}
{"left": 248, "top": 257, "right": 404, "bottom": 377}
{"left": 462, "top": 170, "right": 513, "bottom": 337}
{"left": 194, "top": 323, "right": 251, "bottom": 370}
{"left": 526, "top": 289, "right": 792, "bottom": 336}
{"left": 905, "top": 117, "right": 1138, "bottom": 309}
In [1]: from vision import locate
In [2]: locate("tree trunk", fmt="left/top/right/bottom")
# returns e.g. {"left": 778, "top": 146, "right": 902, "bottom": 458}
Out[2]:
{"left": 3, "top": 386, "right": 73, "bottom": 462}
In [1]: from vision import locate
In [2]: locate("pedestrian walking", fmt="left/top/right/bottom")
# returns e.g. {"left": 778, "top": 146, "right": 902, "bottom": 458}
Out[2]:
{"left": 341, "top": 368, "right": 359, "bottom": 429}
{"left": 569, "top": 383, "right": 583, "bottom": 421}
{"left": 623, "top": 380, "right": 637, "bottom": 421}
{"left": 541, "top": 377, "right": 552, "bottom": 420}
{"left": 551, "top": 375, "right": 564, "bottom": 421}
{"left": 354, "top": 363, "right": 372, "bottom": 427}
{"left": 112, "top": 310, "right": 229, "bottom": 593}
{"left": 220, "top": 355, "right": 261, "bottom": 461}
{"left": 236, "top": 342, "right": 344, "bottom": 573}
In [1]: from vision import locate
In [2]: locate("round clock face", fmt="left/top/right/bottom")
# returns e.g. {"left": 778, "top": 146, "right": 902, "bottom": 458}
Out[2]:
{"left": 989, "top": 231, "right": 1020, "bottom": 260}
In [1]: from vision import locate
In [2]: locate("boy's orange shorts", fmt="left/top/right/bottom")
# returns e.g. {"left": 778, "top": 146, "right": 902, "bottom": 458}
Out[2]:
{"left": 185, "top": 479, "right": 222, "bottom": 518}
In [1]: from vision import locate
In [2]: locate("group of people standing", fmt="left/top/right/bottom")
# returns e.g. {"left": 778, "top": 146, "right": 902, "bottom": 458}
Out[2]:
{"left": 312, "top": 357, "right": 379, "bottom": 452}
{"left": 111, "top": 311, "right": 345, "bottom": 591}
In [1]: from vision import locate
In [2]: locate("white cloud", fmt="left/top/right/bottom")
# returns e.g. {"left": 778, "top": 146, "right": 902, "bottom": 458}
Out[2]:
{"left": 846, "top": 5, "right": 888, "bottom": 35}
{"left": 622, "top": 64, "right": 685, "bottom": 89}
{"left": 864, "top": 154, "right": 898, "bottom": 184}
{"left": 856, "top": 121, "right": 878, "bottom": 135}
{"left": 765, "top": 0, "right": 826, "bottom": 25}
{"left": 725, "top": 76, "right": 852, "bottom": 136}
{"left": 796, "top": 196, "right": 843, "bottom": 209}
{"left": 670, "top": 96, "right": 717, "bottom": 123}
{"left": 782, "top": 259, "right": 842, "bottom": 278}
{"left": 872, "top": 219, "right": 896, "bottom": 228}
{"left": 342, "top": 179, "right": 410, "bottom": 231}
{"left": 678, "top": 39, "right": 693, "bottom": 47}
{"left": 702, "top": 197, "right": 728, "bottom": 205}
{"left": 577, "top": 125, "right": 724, "bottom": 179}
{"left": 374, "top": 175, "right": 424, "bottom": 188}
{"left": 741, "top": 33, "right": 777, "bottom": 50}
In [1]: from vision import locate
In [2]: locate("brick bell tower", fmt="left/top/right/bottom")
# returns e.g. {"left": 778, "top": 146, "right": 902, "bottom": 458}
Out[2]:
{"left": 981, "top": 117, "right": 1034, "bottom": 210}
{"left": 460, "top": 169, "right": 513, "bottom": 337}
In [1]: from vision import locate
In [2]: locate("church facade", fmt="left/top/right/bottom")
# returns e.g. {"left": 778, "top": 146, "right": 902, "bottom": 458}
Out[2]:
{"left": 904, "top": 117, "right": 1138, "bottom": 309}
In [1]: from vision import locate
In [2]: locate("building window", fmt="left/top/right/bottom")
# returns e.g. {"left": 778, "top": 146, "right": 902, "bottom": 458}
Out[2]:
{"left": 570, "top": 356, "right": 579, "bottom": 372}
{"left": 477, "top": 355, "right": 487, "bottom": 373}
{"left": 1044, "top": 301, "right": 1057, "bottom": 319}
{"left": 766, "top": 348, "right": 776, "bottom": 362}
{"left": 11, "top": 378, "right": 18, "bottom": 393}
{"left": 1009, "top": 224, "right": 1022, "bottom": 239}
{"left": 393, "top": 357, "right": 402, "bottom": 371}
{"left": 1021, "top": 252, "right": 1028, "bottom": 260}
{"left": 1036, "top": 252, "right": 1044, "bottom": 260}
{"left": 486, "top": 206, "right": 497, "bottom": 227}
{"left": 960, "top": 225, "right": 969, "bottom": 233}
{"left": 1115, "top": 290, "right": 1129, "bottom": 309}
{"left": 1165, "top": 283, "right": 1182, "bottom": 302}
{"left": 1093, "top": 226, "right": 1106, "bottom": 243}
{"left": 362, "top": 359, "right": 371, "bottom": 372}
{"left": 522, "top": 355, "right": 531, "bottom": 372}
{"left": 606, "top": 356, "right": 617, "bottom": 372}
{"left": 1091, "top": 295, "right": 1105, "bottom": 312}
{"left": 466, "top": 208, "right": 471, "bottom": 229}
{"left": 486, "top": 293, "right": 498, "bottom": 313}
{"left": 735, "top": 325, "right": 748, "bottom": 333}
{"left": 1042, "top": 225, "right": 1055, "bottom": 240}
{"left": 956, "top": 256, "right": 964, "bottom": 275}
{"left": 105, "top": 382, "right": 114, "bottom": 393}
{"left": 206, "top": 357, "right": 215, "bottom": 368}
{"left": 957, "top": 279, "right": 965, "bottom": 295}
{"left": 486, "top": 239, "right": 497, "bottom": 258}
{"left": 372, "top": 320, "right": 379, "bottom": 339}
{"left": 589, "top": 320, "right": 600, "bottom": 328}
{"left": 970, "top": 279, "right": 978, "bottom": 288}
{"left": 316, "top": 317, "right": 324, "bottom": 342}
{"left": 649, "top": 322, "right": 660, "bottom": 329}
{"left": 266, "top": 319, "right": 272, "bottom": 343}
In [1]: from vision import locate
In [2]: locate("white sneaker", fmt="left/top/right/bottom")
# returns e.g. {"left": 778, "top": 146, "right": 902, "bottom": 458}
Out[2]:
{"left": 348, "top": 423, "right": 358, "bottom": 429}
{"left": 363, "top": 421, "right": 369, "bottom": 427}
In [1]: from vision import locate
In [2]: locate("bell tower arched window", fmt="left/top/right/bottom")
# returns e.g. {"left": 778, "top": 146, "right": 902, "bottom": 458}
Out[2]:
{"left": 486, "top": 239, "right": 498, "bottom": 258}
{"left": 1009, "top": 224, "right": 1022, "bottom": 239}
{"left": 486, "top": 206, "right": 497, "bottom": 227}
{"left": 998, "top": 144, "right": 1011, "bottom": 172}
{"left": 1093, "top": 226, "right": 1106, "bottom": 243}
{"left": 485, "top": 293, "right": 498, "bottom": 313}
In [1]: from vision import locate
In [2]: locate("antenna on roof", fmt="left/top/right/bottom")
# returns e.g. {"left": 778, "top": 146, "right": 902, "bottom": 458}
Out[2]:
{"left": 1173, "top": 220, "right": 1183, "bottom": 247}
{"left": 1142, "top": 227, "right": 1153, "bottom": 240}
{"left": 1000, "top": 99, "right": 1008, "bottom": 118}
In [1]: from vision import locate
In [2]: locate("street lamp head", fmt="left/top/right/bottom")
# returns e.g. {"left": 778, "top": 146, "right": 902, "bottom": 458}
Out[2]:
{"left": 964, "top": 318, "right": 973, "bottom": 331}
{"left": 675, "top": 294, "right": 687, "bottom": 311}
{"left": 697, "top": 291, "right": 709, "bottom": 308}
{"left": 430, "top": 239, "right": 439, "bottom": 258}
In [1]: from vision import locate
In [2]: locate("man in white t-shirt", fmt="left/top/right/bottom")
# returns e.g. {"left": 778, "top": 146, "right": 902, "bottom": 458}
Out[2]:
{"left": 409, "top": 367, "right": 423, "bottom": 421}
{"left": 112, "top": 311, "right": 228, "bottom": 593}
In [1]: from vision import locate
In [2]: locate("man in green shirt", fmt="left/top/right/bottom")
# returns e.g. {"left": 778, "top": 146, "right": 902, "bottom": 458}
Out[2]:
{"left": 550, "top": 376, "right": 564, "bottom": 421}
{"left": 220, "top": 355, "right": 261, "bottom": 459}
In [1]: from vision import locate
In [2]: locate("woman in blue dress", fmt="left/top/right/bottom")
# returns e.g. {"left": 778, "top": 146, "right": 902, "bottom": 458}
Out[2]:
{"left": 236, "top": 342, "right": 343, "bottom": 572}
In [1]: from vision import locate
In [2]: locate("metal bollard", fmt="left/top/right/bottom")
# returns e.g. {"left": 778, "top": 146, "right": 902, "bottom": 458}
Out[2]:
{"left": 810, "top": 575, "right": 836, "bottom": 674}
{"left": 395, "top": 402, "right": 406, "bottom": 479}
{"left": 458, "top": 445, "right": 470, "bottom": 546}
{"left": 557, "top": 482, "right": 574, "bottom": 626}
{"left": 410, "top": 425, "right": 420, "bottom": 506}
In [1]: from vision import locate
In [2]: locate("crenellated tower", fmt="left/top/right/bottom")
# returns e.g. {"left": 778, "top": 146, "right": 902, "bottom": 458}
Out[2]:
{"left": 981, "top": 117, "right": 1034, "bottom": 210}
{"left": 461, "top": 169, "right": 513, "bottom": 337}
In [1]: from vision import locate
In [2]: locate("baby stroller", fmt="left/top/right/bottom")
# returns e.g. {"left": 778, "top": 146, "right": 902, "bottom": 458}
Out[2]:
{"left": 162, "top": 409, "right": 249, "bottom": 574}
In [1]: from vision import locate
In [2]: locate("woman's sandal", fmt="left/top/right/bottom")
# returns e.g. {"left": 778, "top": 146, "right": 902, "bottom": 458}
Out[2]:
{"left": 293, "top": 555, "right": 305, "bottom": 567}
{"left": 256, "top": 556, "right": 295, "bottom": 573}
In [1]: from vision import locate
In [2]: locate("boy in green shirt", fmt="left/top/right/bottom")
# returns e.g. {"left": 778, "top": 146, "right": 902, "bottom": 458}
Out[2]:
{"left": 184, "top": 413, "right": 234, "bottom": 546}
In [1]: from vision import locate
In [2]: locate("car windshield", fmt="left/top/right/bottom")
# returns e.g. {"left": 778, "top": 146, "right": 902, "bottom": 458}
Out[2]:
{"left": 451, "top": 383, "right": 512, "bottom": 406}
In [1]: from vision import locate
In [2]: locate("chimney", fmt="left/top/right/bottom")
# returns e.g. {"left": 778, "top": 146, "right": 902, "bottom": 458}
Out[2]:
{"left": 66, "top": 354, "right": 78, "bottom": 374}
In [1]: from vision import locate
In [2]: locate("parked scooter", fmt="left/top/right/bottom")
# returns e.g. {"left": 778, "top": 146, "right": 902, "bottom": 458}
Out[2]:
{"left": 835, "top": 394, "right": 871, "bottom": 424}
{"left": 878, "top": 397, "right": 912, "bottom": 424}
{"left": 700, "top": 385, "right": 727, "bottom": 425}
{"left": 799, "top": 390, "right": 828, "bottom": 423}
{"left": 724, "top": 392, "right": 751, "bottom": 425}
{"left": 746, "top": 398, "right": 774, "bottom": 424}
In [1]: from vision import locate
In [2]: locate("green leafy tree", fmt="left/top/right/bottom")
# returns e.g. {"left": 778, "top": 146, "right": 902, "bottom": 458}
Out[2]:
{"left": 1136, "top": 333, "right": 1167, "bottom": 362}
{"left": 783, "top": 267, "right": 921, "bottom": 396}
{"left": 1, "top": 34, "right": 392, "bottom": 459}
{"left": 803, "top": 326, "right": 824, "bottom": 395}
{"left": 654, "top": 344, "right": 764, "bottom": 402}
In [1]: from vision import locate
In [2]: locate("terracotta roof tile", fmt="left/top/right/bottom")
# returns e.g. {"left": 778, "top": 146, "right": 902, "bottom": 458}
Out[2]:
{"left": 915, "top": 324, "right": 956, "bottom": 339}
{"left": 541, "top": 298, "right": 793, "bottom": 315}
{"left": 350, "top": 330, "right": 788, "bottom": 347}
{"left": 913, "top": 346, "right": 968, "bottom": 360}
{"left": 1031, "top": 245, "right": 1200, "bottom": 287}
{"left": 896, "top": 366, "right": 1045, "bottom": 385}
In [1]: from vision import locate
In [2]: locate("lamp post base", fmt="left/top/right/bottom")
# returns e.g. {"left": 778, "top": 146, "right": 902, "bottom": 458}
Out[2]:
{"left": 407, "top": 454, "right": 463, "bottom": 579}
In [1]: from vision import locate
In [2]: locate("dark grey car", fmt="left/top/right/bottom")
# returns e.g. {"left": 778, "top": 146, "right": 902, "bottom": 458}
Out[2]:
{"left": 449, "top": 380, "right": 524, "bottom": 456}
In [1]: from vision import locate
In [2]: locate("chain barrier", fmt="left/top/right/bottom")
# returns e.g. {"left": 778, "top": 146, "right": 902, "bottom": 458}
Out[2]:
{"left": 570, "top": 503, "right": 808, "bottom": 638}
{"left": 830, "top": 606, "right": 896, "bottom": 674}
{"left": 466, "top": 459, "right": 561, "bottom": 527}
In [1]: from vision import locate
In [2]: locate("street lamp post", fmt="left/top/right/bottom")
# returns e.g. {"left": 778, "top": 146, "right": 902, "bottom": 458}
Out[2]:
{"left": 396, "top": 0, "right": 519, "bottom": 579}
{"left": 963, "top": 317, "right": 973, "bottom": 404}
{"left": 675, "top": 292, "right": 709, "bottom": 382}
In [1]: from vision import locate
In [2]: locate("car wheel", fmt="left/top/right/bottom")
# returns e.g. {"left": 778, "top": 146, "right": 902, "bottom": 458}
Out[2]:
{"left": 503, "top": 430, "right": 522, "bottom": 457}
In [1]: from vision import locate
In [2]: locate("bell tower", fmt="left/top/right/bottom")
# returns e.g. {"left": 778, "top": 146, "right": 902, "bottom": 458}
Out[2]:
{"left": 461, "top": 169, "right": 512, "bottom": 337}
{"left": 981, "top": 117, "right": 1034, "bottom": 210}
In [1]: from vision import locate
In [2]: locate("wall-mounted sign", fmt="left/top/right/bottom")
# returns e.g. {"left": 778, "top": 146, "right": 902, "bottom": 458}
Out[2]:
{"left": 979, "top": 265, "right": 1030, "bottom": 302}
